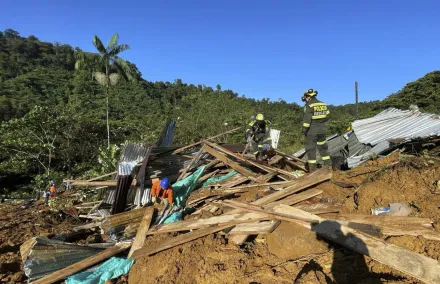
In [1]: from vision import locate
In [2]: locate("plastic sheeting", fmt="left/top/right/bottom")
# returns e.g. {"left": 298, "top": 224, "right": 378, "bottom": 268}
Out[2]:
{"left": 66, "top": 257, "right": 134, "bottom": 284}
{"left": 172, "top": 166, "right": 206, "bottom": 207}
{"left": 198, "top": 171, "right": 238, "bottom": 188}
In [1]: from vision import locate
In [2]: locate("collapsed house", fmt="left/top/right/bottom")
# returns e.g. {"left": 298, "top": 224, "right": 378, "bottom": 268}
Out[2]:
{"left": 294, "top": 107, "right": 440, "bottom": 168}
{"left": 16, "top": 109, "right": 440, "bottom": 284}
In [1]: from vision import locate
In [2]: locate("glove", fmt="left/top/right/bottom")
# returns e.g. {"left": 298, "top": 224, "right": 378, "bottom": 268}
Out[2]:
{"left": 152, "top": 196, "right": 157, "bottom": 203}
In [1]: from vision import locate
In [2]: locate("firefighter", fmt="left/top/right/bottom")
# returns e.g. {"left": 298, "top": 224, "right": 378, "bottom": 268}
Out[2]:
{"left": 245, "top": 114, "right": 272, "bottom": 160}
{"left": 302, "top": 89, "right": 331, "bottom": 171}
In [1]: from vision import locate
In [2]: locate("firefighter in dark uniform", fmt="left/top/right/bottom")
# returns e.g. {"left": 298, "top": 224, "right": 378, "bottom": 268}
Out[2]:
{"left": 246, "top": 114, "right": 272, "bottom": 160}
{"left": 302, "top": 89, "right": 331, "bottom": 171}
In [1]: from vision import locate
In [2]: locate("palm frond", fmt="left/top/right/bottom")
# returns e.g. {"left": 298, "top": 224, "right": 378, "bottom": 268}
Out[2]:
{"left": 113, "top": 57, "right": 134, "bottom": 82}
{"left": 109, "top": 73, "right": 121, "bottom": 86}
{"left": 108, "top": 44, "right": 130, "bottom": 57}
{"left": 93, "top": 35, "right": 107, "bottom": 55}
{"left": 93, "top": 72, "right": 109, "bottom": 86}
{"left": 107, "top": 33, "right": 119, "bottom": 49}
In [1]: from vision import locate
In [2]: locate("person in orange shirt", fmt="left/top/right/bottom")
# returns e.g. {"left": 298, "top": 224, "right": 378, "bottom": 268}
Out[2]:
{"left": 151, "top": 177, "right": 173, "bottom": 205}
{"left": 49, "top": 181, "right": 56, "bottom": 198}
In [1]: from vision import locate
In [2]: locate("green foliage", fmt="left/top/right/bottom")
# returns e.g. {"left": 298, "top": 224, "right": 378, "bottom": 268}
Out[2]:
{"left": 1, "top": 28, "right": 440, "bottom": 195}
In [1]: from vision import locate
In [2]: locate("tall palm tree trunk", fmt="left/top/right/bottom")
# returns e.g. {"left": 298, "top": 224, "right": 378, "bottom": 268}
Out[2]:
{"left": 105, "top": 65, "right": 110, "bottom": 149}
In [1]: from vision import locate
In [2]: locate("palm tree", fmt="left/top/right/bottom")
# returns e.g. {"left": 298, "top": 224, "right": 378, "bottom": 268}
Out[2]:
{"left": 75, "top": 33, "right": 135, "bottom": 148}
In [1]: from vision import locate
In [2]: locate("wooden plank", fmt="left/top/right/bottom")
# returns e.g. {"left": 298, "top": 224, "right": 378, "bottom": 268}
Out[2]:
{"left": 64, "top": 180, "right": 118, "bottom": 187}
{"left": 265, "top": 188, "right": 323, "bottom": 209}
{"left": 221, "top": 175, "right": 249, "bottom": 188}
{"left": 178, "top": 146, "right": 205, "bottom": 180}
{"left": 250, "top": 168, "right": 331, "bottom": 206}
{"left": 87, "top": 200, "right": 103, "bottom": 216}
{"left": 255, "top": 171, "right": 277, "bottom": 183}
{"left": 197, "top": 169, "right": 220, "bottom": 183}
{"left": 273, "top": 205, "right": 440, "bottom": 284}
{"left": 203, "top": 145, "right": 257, "bottom": 181}
{"left": 324, "top": 214, "right": 440, "bottom": 241}
{"left": 222, "top": 200, "right": 319, "bottom": 223}
{"left": 274, "top": 149, "right": 306, "bottom": 164}
{"left": 128, "top": 208, "right": 154, "bottom": 259}
{"left": 101, "top": 207, "right": 149, "bottom": 231}
{"left": 147, "top": 212, "right": 268, "bottom": 235}
{"left": 229, "top": 220, "right": 280, "bottom": 235}
{"left": 131, "top": 224, "right": 234, "bottom": 259}
{"left": 284, "top": 159, "right": 308, "bottom": 172}
{"left": 86, "top": 171, "right": 117, "bottom": 182}
{"left": 228, "top": 169, "right": 330, "bottom": 244}
{"left": 170, "top": 127, "right": 241, "bottom": 155}
{"left": 205, "top": 141, "right": 298, "bottom": 178}
{"left": 228, "top": 189, "right": 322, "bottom": 244}
{"left": 268, "top": 155, "right": 283, "bottom": 166}
{"left": 32, "top": 242, "right": 132, "bottom": 284}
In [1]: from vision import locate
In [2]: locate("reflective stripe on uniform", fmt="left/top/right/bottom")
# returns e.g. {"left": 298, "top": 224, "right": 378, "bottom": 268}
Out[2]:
{"left": 308, "top": 160, "right": 317, "bottom": 164}
{"left": 317, "top": 141, "right": 326, "bottom": 145}
{"left": 309, "top": 103, "right": 326, "bottom": 107}
{"left": 312, "top": 114, "right": 327, "bottom": 119}
{"left": 303, "top": 123, "right": 310, "bottom": 127}
{"left": 258, "top": 145, "right": 263, "bottom": 148}
{"left": 322, "top": 156, "right": 331, "bottom": 160}
{"left": 253, "top": 151, "right": 259, "bottom": 155}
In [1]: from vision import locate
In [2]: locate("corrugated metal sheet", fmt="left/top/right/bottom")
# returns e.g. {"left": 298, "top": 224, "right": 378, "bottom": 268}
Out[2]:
{"left": 347, "top": 141, "right": 390, "bottom": 168}
{"left": 118, "top": 142, "right": 150, "bottom": 175}
{"left": 157, "top": 120, "right": 176, "bottom": 147}
{"left": 353, "top": 108, "right": 440, "bottom": 145}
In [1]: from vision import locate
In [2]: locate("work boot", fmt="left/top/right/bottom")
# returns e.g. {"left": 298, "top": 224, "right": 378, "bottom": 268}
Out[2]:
{"left": 307, "top": 163, "right": 317, "bottom": 173}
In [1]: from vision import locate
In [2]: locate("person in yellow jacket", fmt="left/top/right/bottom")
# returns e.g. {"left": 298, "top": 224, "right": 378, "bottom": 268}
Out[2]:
{"left": 302, "top": 89, "right": 331, "bottom": 171}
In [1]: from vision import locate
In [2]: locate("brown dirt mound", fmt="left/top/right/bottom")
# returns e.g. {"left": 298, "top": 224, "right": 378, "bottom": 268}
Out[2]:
{"left": 0, "top": 201, "right": 83, "bottom": 283}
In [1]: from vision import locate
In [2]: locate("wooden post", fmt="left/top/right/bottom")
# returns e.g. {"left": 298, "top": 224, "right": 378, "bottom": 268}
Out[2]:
{"left": 128, "top": 208, "right": 154, "bottom": 259}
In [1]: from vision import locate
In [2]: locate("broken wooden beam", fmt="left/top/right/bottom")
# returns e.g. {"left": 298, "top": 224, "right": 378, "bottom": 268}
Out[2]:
{"left": 273, "top": 205, "right": 440, "bottom": 284}
{"left": 228, "top": 168, "right": 331, "bottom": 244}
{"left": 222, "top": 200, "right": 319, "bottom": 224}
{"left": 128, "top": 208, "right": 154, "bottom": 259}
{"left": 147, "top": 212, "right": 268, "bottom": 235}
{"left": 228, "top": 220, "right": 281, "bottom": 235}
{"left": 170, "top": 127, "right": 241, "bottom": 155}
{"left": 203, "top": 144, "right": 257, "bottom": 181}
{"left": 323, "top": 214, "right": 440, "bottom": 241}
{"left": 131, "top": 224, "right": 234, "bottom": 259}
{"left": 31, "top": 242, "right": 131, "bottom": 284}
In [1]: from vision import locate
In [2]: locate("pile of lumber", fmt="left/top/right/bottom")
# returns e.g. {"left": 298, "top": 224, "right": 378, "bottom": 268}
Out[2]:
{"left": 33, "top": 130, "right": 440, "bottom": 284}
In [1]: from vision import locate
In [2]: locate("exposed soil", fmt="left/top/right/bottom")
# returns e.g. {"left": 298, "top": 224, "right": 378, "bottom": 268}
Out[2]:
{"left": 2, "top": 154, "right": 440, "bottom": 284}
{"left": 0, "top": 200, "right": 83, "bottom": 283}
{"left": 129, "top": 154, "right": 440, "bottom": 284}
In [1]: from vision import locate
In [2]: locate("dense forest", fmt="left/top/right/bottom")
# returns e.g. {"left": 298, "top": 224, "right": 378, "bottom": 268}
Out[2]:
{"left": 1, "top": 28, "right": 440, "bottom": 196}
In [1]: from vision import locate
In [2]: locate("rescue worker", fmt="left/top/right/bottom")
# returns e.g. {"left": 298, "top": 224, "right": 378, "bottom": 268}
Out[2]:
{"left": 151, "top": 177, "right": 173, "bottom": 206}
{"left": 245, "top": 113, "right": 272, "bottom": 160}
{"left": 49, "top": 181, "right": 56, "bottom": 198}
{"left": 302, "top": 89, "right": 331, "bottom": 171}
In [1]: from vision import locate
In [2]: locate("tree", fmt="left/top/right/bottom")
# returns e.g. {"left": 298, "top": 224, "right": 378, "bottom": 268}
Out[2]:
{"left": 75, "top": 33, "right": 135, "bottom": 148}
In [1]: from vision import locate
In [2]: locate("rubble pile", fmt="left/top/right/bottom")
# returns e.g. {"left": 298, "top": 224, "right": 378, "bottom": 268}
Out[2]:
{"left": 1, "top": 108, "right": 440, "bottom": 284}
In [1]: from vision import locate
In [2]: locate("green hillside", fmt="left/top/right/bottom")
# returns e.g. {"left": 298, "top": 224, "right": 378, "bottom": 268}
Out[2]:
{"left": 0, "top": 29, "right": 437, "bottom": 195}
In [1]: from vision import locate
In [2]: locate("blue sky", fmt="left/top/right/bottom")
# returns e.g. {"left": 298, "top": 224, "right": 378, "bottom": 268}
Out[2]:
{"left": 1, "top": 0, "right": 439, "bottom": 105}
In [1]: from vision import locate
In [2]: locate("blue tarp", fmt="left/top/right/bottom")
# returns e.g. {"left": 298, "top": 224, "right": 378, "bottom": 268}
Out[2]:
{"left": 66, "top": 257, "right": 134, "bottom": 284}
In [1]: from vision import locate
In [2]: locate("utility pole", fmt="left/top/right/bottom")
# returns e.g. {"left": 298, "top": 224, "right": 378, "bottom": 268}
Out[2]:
{"left": 355, "top": 81, "right": 359, "bottom": 120}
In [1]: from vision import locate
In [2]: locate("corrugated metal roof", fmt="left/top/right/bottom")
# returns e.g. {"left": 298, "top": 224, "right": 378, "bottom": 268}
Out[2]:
{"left": 118, "top": 142, "right": 150, "bottom": 175}
{"left": 352, "top": 108, "right": 440, "bottom": 145}
{"left": 157, "top": 120, "right": 176, "bottom": 147}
